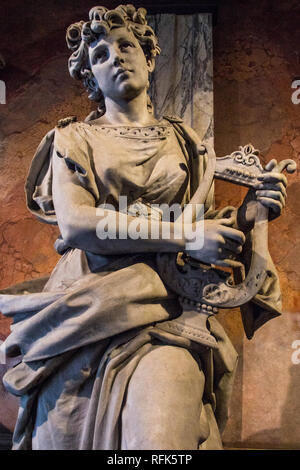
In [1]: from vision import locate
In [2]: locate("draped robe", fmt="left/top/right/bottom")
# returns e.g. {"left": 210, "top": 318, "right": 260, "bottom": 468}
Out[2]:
{"left": 0, "top": 116, "right": 282, "bottom": 449}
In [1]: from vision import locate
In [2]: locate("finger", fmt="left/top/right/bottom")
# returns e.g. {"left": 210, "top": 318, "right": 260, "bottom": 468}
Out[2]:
{"left": 256, "top": 190, "right": 285, "bottom": 207}
{"left": 218, "top": 248, "right": 241, "bottom": 260}
{"left": 213, "top": 258, "right": 244, "bottom": 269}
{"left": 264, "top": 159, "right": 277, "bottom": 171}
{"left": 254, "top": 181, "right": 287, "bottom": 197}
{"left": 257, "top": 172, "right": 288, "bottom": 187}
{"left": 220, "top": 239, "right": 243, "bottom": 254}
{"left": 257, "top": 196, "right": 283, "bottom": 214}
{"left": 217, "top": 216, "right": 235, "bottom": 227}
{"left": 219, "top": 225, "right": 246, "bottom": 245}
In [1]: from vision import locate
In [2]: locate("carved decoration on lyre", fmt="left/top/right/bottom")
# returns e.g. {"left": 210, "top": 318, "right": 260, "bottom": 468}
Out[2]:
{"left": 215, "top": 144, "right": 296, "bottom": 187}
{"left": 156, "top": 143, "right": 297, "bottom": 349}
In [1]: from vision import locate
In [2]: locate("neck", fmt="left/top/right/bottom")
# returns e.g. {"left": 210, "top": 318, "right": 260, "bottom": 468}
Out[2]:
{"left": 101, "top": 90, "right": 157, "bottom": 126}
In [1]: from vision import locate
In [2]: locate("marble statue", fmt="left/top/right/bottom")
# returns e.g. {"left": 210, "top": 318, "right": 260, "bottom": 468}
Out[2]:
{"left": 0, "top": 4, "right": 296, "bottom": 450}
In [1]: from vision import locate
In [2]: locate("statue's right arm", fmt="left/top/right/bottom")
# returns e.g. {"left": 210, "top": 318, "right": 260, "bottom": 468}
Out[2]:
{"left": 52, "top": 148, "right": 186, "bottom": 255}
{"left": 52, "top": 144, "right": 245, "bottom": 262}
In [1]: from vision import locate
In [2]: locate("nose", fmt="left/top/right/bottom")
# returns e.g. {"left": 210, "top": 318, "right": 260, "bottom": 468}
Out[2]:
{"left": 111, "top": 47, "right": 124, "bottom": 67}
{"left": 113, "top": 56, "right": 121, "bottom": 67}
{"left": 112, "top": 55, "right": 124, "bottom": 67}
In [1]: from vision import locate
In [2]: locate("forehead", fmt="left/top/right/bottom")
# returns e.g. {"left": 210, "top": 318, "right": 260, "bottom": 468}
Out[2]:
{"left": 89, "top": 26, "right": 138, "bottom": 50}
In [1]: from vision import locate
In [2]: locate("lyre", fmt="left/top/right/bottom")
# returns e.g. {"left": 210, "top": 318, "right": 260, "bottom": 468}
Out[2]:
{"left": 156, "top": 143, "right": 297, "bottom": 348}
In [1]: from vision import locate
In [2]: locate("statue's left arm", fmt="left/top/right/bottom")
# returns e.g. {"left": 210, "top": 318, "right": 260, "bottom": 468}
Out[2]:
{"left": 168, "top": 118, "right": 293, "bottom": 339}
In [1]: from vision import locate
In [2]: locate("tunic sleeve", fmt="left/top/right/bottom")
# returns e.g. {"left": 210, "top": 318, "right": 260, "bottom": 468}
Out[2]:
{"left": 25, "top": 123, "right": 100, "bottom": 225}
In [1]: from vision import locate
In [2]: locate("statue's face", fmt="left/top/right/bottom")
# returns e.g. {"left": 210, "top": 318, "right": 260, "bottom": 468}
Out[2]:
{"left": 89, "top": 26, "right": 154, "bottom": 102}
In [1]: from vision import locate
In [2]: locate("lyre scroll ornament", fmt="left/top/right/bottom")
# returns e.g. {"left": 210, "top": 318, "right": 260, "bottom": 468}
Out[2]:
{"left": 156, "top": 144, "right": 297, "bottom": 349}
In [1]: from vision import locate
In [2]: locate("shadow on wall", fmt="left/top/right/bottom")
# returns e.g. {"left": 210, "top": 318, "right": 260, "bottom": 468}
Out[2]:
{"left": 227, "top": 311, "right": 300, "bottom": 450}
{"left": 0, "top": 423, "right": 13, "bottom": 450}
{"left": 241, "top": 312, "right": 300, "bottom": 450}
{"left": 244, "top": 365, "right": 300, "bottom": 450}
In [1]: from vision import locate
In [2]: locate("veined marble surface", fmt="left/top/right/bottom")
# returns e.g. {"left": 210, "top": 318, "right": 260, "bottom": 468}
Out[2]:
{"left": 148, "top": 14, "right": 214, "bottom": 145}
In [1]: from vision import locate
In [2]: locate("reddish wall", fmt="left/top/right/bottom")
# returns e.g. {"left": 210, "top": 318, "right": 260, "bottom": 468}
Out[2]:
{"left": 214, "top": 0, "right": 300, "bottom": 313}
{"left": 213, "top": 0, "right": 300, "bottom": 449}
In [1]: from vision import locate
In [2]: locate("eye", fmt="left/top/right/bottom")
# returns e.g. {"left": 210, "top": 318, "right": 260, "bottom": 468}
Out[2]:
{"left": 92, "top": 47, "right": 108, "bottom": 64}
{"left": 96, "top": 50, "right": 107, "bottom": 62}
{"left": 120, "top": 41, "right": 134, "bottom": 51}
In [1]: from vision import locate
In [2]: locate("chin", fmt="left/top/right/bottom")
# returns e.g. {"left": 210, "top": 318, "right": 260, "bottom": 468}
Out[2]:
{"left": 117, "top": 81, "right": 146, "bottom": 100}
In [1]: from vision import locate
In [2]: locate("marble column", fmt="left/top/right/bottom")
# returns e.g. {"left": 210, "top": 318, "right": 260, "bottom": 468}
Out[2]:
{"left": 148, "top": 13, "right": 214, "bottom": 146}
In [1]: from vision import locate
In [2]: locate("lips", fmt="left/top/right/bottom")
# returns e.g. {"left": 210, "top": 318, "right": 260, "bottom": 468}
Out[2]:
{"left": 113, "top": 68, "right": 132, "bottom": 80}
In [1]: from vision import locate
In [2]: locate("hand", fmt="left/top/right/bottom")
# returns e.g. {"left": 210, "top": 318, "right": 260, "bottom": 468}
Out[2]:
{"left": 254, "top": 160, "right": 287, "bottom": 221}
{"left": 185, "top": 216, "right": 245, "bottom": 268}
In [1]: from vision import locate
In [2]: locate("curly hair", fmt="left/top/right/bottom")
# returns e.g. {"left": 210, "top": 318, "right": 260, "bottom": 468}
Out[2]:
{"left": 66, "top": 4, "right": 161, "bottom": 117}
